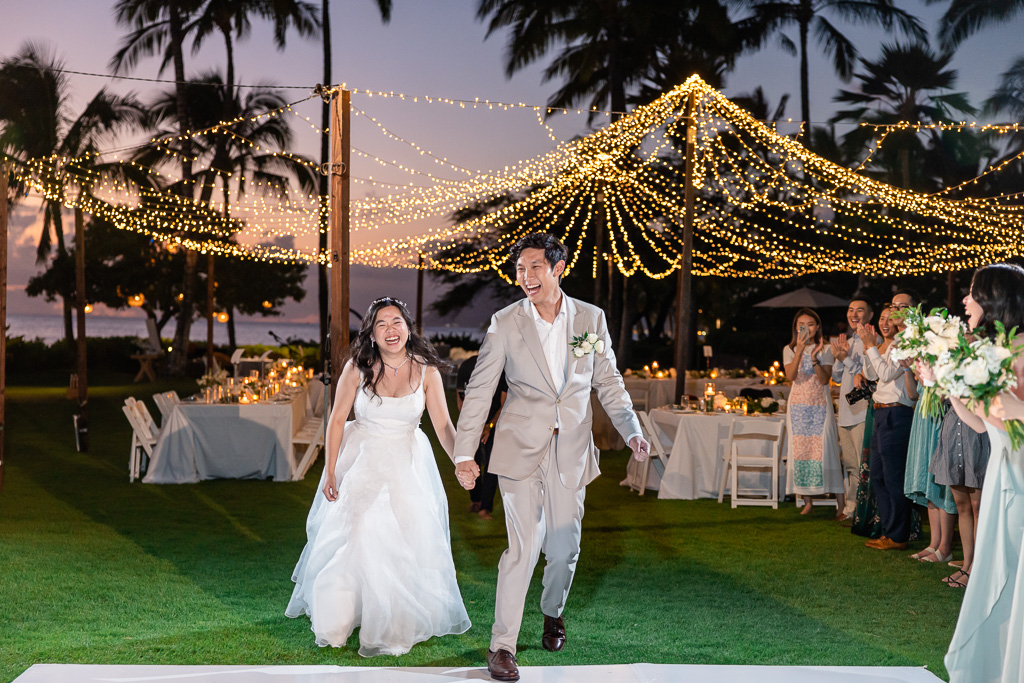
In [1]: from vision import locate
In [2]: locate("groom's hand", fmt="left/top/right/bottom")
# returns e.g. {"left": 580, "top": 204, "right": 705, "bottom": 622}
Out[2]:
{"left": 455, "top": 460, "right": 480, "bottom": 490}
{"left": 628, "top": 435, "right": 650, "bottom": 462}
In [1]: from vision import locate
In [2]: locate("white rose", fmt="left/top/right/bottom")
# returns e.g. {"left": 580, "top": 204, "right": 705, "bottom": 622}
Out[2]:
{"left": 961, "top": 358, "right": 991, "bottom": 387}
{"left": 572, "top": 346, "right": 585, "bottom": 358}
{"left": 594, "top": 339, "right": 605, "bottom": 354}
{"left": 581, "top": 340, "right": 594, "bottom": 354}
{"left": 979, "top": 343, "right": 1012, "bottom": 373}
{"left": 903, "top": 322, "right": 919, "bottom": 339}
{"left": 760, "top": 397, "right": 772, "bottom": 408}
{"left": 926, "top": 316, "right": 945, "bottom": 335}
{"left": 585, "top": 332, "right": 598, "bottom": 344}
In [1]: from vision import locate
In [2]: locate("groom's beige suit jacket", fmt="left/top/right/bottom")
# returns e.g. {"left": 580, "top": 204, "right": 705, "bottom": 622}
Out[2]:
{"left": 454, "top": 295, "right": 641, "bottom": 489}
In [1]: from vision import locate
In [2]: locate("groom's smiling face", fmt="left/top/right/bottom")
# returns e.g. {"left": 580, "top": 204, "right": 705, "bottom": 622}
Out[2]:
{"left": 516, "top": 247, "right": 565, "bottom": 306}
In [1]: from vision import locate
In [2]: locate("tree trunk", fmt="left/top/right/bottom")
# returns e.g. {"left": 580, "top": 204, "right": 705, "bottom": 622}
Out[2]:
{"left": 228, "top": 305, "right": 238, "bottom": 349}
{"left": 318, "top": 0, "right": 332, "bottom": 351}
{"left": 168, "top": 1, "right": 195, "bottom": 375}
{"left": 799, "top": 3, "right": 811, "bottom": 135}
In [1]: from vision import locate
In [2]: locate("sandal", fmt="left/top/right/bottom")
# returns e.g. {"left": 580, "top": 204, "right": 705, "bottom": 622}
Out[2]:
{"left": 944, "top": 570, "right": 970, "bottom": 588}
{"left": 948, "top": 559, "right": 964, "bottom": 568}
{"left": 910, "top": 546, "right": 936, "bottom": 560}
{"left": 919, "top": 550, "right": 953, "bottom": 563}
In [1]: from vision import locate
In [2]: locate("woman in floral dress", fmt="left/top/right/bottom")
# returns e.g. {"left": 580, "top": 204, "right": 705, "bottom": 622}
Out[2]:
{"left": 783, "top": 308, "right": 846, "bottom": 515}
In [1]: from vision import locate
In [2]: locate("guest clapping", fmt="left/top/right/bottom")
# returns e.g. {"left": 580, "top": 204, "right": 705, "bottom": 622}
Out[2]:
{"left": 783, "top": 308, "right": 846, "bottom": 515}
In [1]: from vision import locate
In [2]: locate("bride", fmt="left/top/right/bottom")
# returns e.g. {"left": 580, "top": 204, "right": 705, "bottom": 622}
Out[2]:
{"left": 286, "top": 296, "right": 472, "bottom": 656}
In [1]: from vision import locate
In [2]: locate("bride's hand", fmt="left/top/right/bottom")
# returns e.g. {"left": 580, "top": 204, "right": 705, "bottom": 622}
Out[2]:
{"left": 456, "top": 460, "right": 479, "bottom": 490}
{"left": 323, "top": 473, "right": 339, "bottom": 501}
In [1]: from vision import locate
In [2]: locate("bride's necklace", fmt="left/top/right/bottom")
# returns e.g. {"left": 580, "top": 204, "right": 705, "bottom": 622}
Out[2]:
{"left": 380, "top": 355, "right": 410, "bottom": 376}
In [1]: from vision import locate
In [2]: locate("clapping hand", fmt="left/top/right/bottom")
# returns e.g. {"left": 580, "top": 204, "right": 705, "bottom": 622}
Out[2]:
{"left": 629, "top": 435, "right": 650, "bottom": 462}
{"left": 830, "top": 334, "right": 850, "bottom": 362}
{"left": 455, "top": 460, "right": 480, "bottom": 490}
{"left": 856, "top": 323, "right": 877, "bottom": 349}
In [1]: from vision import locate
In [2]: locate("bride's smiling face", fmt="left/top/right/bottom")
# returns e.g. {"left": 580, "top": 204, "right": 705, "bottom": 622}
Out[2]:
{"left": 373, "top": 305, "right": 409, "bottom": 354}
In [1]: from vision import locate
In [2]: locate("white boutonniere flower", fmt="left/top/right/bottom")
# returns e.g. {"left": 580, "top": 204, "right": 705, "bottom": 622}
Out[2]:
{"left": 571, "top": 332, "right": 604, "bottom": 357}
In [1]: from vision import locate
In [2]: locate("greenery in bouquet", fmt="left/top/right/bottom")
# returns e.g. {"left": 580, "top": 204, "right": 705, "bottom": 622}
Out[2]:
{"left": 745, "top": 395, "right": 781, "bottom": 415}
{"left": 197, "top": 368, "right": 228, "bottom": 389}
{"left": 889, "top": 306, "right": 966, "bottom": 417}
{"left": 932, "top": 321, "right": 1024, "bottom": 449}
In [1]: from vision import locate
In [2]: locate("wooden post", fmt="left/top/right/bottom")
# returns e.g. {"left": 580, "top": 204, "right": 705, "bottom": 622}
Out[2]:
{"left": 1, "top": 162, "right": 8, "bottom": 489}
{"left": 329, "top": 90, "right": 351, "bottom": 402}
{"left": 416, "top": 253, "right": 424, "bottom": 336}
{"left": 207, "top": 252, "right": 215, "bottom": 371}
{"left": 73, "top": 207, "right": 89, "bottom": 452}
{"left": 674, "top": 94, "right": 697, "bottom": 402}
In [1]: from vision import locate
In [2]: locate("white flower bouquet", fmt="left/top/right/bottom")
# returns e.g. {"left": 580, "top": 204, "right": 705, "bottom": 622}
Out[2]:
{"left": 890, "top": 306, "right": 966, "bottom": 417}
{"left": 570, "top": 332, "right": 605, "bottom": 358}
{"left": 930, "top": 321, "right": 1024, "bottom": 449}
{"left": 197, "top": 368, "right": 228, "bottom": 389}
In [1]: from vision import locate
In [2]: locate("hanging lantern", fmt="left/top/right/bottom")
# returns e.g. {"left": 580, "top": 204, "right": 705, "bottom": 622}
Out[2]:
{"left": 83, "top": 303, "right": 94, "bottom": 314}
{"left": 262, "top": 300, "right": 273, "bottom": 310}
{"left": 127, "top": 294, "right": 145, "bottom": 308}
{"left": 216, "top": 312, "right": 230, "bottom": 323}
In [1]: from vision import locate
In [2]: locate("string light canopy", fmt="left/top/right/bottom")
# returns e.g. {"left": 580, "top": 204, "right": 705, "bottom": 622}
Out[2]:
{"left": 5, "top": 75, "right": 1024, "bottom": 279}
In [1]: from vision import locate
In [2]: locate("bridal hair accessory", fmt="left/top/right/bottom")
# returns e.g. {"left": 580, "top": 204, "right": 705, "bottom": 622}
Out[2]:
{"left": 570, "top": 332, "right": 605, "bottom": 358}
{"left": 371, "top": 296, "right": 407, "bottom": 308}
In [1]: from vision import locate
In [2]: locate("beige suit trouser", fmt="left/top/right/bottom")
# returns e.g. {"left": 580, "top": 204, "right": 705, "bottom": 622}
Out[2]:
{"left": 838, "top": 422, "right": 866, "bottom": 515}
{"left": 491, "top": 445, "right": 586, "bottom": 654}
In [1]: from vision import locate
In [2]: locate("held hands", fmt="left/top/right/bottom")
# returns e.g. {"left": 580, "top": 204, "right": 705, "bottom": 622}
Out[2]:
{"left": 830, "top": 333, "right": 849, "bottom": 362}
{"left": 629, "top": 435, "right": 651, "bottom": 462}
{"left": 323, "top": 473, "right": 339, "bottom": 502}
{"left": 455, "top": 460, "right": 480, "bottom": 490}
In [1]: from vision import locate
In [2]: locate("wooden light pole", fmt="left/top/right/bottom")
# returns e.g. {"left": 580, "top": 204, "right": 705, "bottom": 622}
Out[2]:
{"left": 1, "top": 162, "right": 8, "bottom": 489}
{"left": 206, "top": 252, "right": 215, "bottom": 371}
{"left": 328, "top": 89, "right": 351, "bottom": 403}
{"left": 674, "top": 95, "right": 696, "bottom": 402}
{"left": 73, "top": 207, "right": 89, "bottom": 452}
{"left": 416, "top": 252, "right": 424, "bottom": 336}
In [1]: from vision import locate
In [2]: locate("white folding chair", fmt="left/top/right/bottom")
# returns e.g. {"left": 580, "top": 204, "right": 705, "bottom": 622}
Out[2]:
{"left": 729, "top": 418, "right": 786, "bottom": 509}
{"left": 631, "top": 410, "right": 670, "bottom": 495}
{"left": 122, "top": 403, "right": 157, "bottom": 482}
{"left": 291, "top": 417, "right": 325, "bottom": 481}
{"left": 152, "top": 391, "right": 181, "bottom": 423}
{"left": 627, "top": 386, "right": 649, "bottom": 412}
{"left": 125, "top": 397, "right": 159, "bottom": 439}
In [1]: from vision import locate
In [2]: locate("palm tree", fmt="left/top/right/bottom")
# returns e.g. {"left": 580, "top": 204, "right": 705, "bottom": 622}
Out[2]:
{"left": 0, "top": 42, "right": 141, "bottom": 347}
{"left": 111, "top": 0, "right": 320, "bottom": 373}
{"left": 928, "top": 0, "right": 1024, "bottom": 48}
{"left": 752, "top": 0, "right": 926, "bottom": 131}
{"left": 830, "top": 41, "right": 974, "bottom": 190}
{"left": 477, "top": 0, "right": 763, "bottom": 120}
{"left": 138, "top": 73, "right": 318, "bottom": 347}
{"left": 318, "top": 0, "right": 392, "bottom": 351}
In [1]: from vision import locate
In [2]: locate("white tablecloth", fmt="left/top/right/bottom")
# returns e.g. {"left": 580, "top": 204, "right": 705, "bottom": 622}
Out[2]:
{"left": 592, "top": 378, "right": 678, "bottom": 450}
{"left": 634, "top": 409, "right": 788, "bottom": 500}
{"left": 144, "top": 388, "right": 309, "bottom": 483}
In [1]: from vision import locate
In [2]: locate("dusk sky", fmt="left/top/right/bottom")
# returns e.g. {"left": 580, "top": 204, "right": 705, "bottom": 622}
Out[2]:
{"left": 3, "top": 0, "right": 1022, "bottom": 326}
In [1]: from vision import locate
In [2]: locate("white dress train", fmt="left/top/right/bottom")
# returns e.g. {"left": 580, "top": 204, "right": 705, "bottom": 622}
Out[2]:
{"left": 285, "top": 373, "right": 471, "bottom": 656}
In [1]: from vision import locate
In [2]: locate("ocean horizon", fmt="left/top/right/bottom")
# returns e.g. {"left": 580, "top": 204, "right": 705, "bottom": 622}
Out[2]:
{"left": 5, "top": 314, "right": 485, "bottom": 347}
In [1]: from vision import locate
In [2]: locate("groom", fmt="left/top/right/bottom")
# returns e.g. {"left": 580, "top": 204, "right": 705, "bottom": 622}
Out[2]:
{"left": 454, "top": 232, "right": 649, "bottom": 682}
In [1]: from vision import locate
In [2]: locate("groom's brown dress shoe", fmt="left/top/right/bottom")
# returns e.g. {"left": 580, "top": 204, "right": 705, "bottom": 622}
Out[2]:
{"left": 487, "top": 649, "right": 520, "bottom": 681}
{"left": 542, "top": 614, "right": 566, "bottom": 651}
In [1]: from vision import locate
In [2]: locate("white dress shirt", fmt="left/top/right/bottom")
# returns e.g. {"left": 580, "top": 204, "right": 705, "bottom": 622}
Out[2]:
{"left": 863, "top": 344, "right": 915, "bottom": 407}
{"left": 530, "top": 295, "right": 568, "bottom": 394}
{"left": 832, "top": 335, "right": 873, "bottom": 427}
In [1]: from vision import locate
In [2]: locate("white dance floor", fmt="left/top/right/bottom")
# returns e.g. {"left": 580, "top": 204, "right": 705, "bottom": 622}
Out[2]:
{"left": 13, "top": 663, "right": 944, "bottom": 683}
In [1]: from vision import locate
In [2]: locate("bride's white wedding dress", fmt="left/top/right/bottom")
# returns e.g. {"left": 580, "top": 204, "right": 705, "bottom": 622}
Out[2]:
{"left": 286, "top": 371, "right": 471, "bottom": 656}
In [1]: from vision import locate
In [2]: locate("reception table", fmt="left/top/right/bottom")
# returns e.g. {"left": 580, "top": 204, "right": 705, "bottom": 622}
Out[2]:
{"left": 144, "top": 387, "right": 310, "bottom": 484}
{"left": 633, "top": 409, "right": 788, "bottom": 500}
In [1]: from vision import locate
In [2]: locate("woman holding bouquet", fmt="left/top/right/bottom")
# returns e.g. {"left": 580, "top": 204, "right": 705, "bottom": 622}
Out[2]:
{"left": 783, "top": 308, "right": 845, "bottom": 515}
{"left": 939, "top": 263, "right": 1024, "bottom": 683}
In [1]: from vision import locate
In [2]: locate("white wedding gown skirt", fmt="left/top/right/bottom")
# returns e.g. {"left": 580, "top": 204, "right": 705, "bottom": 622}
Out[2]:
{"left": 286, "top": 382, "right": 471, "bottom": 656}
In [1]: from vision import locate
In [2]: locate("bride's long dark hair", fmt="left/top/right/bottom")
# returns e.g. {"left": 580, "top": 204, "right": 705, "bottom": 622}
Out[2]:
{"left": 349, "top": 296, "right": 449, "bottom": 398}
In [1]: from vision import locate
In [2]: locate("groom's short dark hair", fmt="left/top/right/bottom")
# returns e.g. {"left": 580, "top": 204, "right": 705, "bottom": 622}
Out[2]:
{"left": 510, "top": 233, "right": 568, "bottom": 273}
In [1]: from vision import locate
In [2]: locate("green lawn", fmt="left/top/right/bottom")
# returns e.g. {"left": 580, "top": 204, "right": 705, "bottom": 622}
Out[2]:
{"left": 0, "top": 375, "right": 964, "bottom": 681}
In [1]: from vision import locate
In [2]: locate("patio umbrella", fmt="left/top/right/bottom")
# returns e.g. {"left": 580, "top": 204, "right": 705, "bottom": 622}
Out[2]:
{"left": 753, "top": 287, "right": 849, "bottom": 308}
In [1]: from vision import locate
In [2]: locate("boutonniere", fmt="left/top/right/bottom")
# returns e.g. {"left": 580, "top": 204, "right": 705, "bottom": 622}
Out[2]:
{"left": 570, "top": 332, "right": 605, "bottom": 358}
